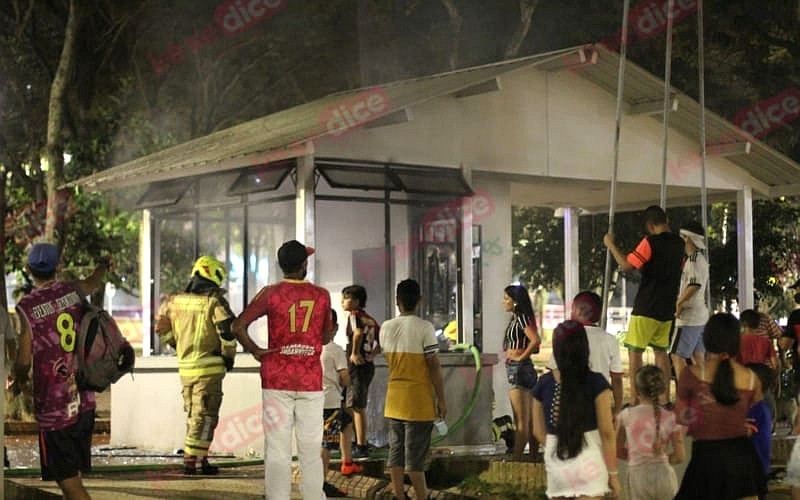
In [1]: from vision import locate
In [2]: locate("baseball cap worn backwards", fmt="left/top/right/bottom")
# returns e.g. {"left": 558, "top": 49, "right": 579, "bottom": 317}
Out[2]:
{"left": 277, "top": 240, "right": 314, "bottom": 269}
{"left": 28, "top": 243, "right": 59, "bottom": 273}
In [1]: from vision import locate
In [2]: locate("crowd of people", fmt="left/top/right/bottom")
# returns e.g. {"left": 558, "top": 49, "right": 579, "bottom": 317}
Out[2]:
{"left": 8, "top": 240, "right": 446, "bottom": 500}
{"left": 10, "top": 203, "right": 800, "bottom": 500}
{"left": 522, "top": 205, "right": 800, "bottom": 500}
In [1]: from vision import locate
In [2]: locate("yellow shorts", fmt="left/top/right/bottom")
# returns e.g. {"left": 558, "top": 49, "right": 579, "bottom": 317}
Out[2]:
{"left": 624, "top": 315, "right": 672, "bottom": 351}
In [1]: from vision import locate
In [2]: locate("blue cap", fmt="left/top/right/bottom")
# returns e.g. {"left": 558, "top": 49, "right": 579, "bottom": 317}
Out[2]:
{"left": 28, "top": 243, "right": 59, "bottom": 274}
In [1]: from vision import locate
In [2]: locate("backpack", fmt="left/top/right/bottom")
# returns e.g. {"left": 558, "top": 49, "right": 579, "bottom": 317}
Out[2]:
{"left": 76, "top": 302, "right": 136, "bottom": 392}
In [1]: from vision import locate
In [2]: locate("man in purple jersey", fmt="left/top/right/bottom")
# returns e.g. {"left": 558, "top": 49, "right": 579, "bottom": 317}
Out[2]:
{"left": 11, "top": 243, "right": 112, "bottom": 500}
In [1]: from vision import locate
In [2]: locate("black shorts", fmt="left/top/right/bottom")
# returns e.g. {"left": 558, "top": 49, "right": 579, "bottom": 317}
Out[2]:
{"left": 322, "top": 408, "right": 354, "bottom": 449}
{"left": 346, "top": 363, "right": 375, "bottom": 410}
{"left": 39, "top": 410, "right": 95, "bottom": 482}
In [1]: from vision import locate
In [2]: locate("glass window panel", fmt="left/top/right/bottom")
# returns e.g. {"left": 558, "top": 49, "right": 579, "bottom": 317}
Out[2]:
{"left": 245, "top": 200, "right": 295, "bottom": 348}
{"left": 318, "top": 165, "right": 400, "bottom": 190}
{"left": 228, "top": 161, "right": 292, "bottom": 196}
{"left": 158, "top": 217, "right": 195, "bottom": 296}
{"left": 137, "top": 180, "right": 192, "bottom": 209}
{"left": 390, "top": 203, "right": 413, "bottom": 315}
{"left": 194, "top": 172, "right": 241, "bottom": 205}
{"left": 316, "top": 199, "right": 386, "bottom": 348}
{"left": 412, "top": 204, "right": 459, "bottom": 332}
{"left": 392, "top": 168, "right": 471, "bottom": 196}
{"left": 197, "top": 207, "right": 244, "bottom": 314}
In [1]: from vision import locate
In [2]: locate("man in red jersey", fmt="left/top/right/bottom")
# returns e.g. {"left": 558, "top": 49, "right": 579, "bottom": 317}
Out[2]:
{"left": 232, "top": 240, "right": 332, "bottom": 500}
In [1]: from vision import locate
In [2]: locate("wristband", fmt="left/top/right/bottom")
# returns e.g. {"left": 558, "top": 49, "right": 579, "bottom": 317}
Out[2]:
{"left": 608, "top": 471, "right": 618, "bottom": 475}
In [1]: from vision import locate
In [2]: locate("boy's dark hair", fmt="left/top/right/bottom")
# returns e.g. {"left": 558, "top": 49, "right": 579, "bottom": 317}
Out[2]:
{"left": 323, "top": 309, "right": 338, "bottom": 344}
{"left": 28, "top": 268, "right": 56, "bottom": 281}
{"left": 740, "top": 309, "right": 760, "bottom": 330}
{"left": 643, "top": 205, "right": 668, "bottom": 226}
{"left": 794, "top": 292, "right": 800, "bottom": 305}
{"left": 572, "top": 291, "right": 602, "bottom": 324}
{"left": 342, "top": 285, "right": 367, "bottom": 308}
{"left": 745, "top": 363, "right": 775, "bottom": 392}
{"left": 396, "top": 279, "right": 421, "bottom": 312}
{"left": 703, "top": 313, "right": 742, "bottom": 406}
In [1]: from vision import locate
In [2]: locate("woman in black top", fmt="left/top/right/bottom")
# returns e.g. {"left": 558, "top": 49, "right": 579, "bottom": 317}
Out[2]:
{"left": 503, "top": 284, "right": 541, "bottom": 461}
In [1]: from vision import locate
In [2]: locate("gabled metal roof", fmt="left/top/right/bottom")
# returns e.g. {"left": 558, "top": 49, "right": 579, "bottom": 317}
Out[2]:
{"left": 67, "top": 44, "right": 800, "bottom": 197}
{"left": 66, "top": 46, "right": 581, "bottom": 191}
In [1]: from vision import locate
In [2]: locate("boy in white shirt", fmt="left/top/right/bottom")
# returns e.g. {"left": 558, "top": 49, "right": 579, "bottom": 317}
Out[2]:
{"left": 320, "top": 310, "right": 361, "bottom": 497}
{"left": 547, "top": 292, "right": 624, "bottom": 414}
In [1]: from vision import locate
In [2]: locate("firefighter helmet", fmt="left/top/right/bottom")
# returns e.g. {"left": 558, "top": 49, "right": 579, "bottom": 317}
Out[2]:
{"left": 191, "top": 256, "right": 226, "bottom": 286}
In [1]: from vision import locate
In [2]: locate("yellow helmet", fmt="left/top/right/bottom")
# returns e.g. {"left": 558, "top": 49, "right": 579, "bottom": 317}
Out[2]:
{"left": 191, "top": 256, "right": 226, "bottom": 286}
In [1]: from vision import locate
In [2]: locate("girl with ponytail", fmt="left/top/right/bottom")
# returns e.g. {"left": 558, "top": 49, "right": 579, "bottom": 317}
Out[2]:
{"left": 675, "top": 312, "right": 766, "bottom": 499}
{"left": 532, "top": 320, "right": 620, "bottom": 498}
{"left": 617, "top": 365, "right": 685, "bottom": 499}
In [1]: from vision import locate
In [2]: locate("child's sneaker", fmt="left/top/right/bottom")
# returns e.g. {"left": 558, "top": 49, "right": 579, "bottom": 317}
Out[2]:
{"left": 352, "top": 444, "right": 369, "bottom": 459}
{"left": 340, "top": 460, "right": 364, "bottom": 475}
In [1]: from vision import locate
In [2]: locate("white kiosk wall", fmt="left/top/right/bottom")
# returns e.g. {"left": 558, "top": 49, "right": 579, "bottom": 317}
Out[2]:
{"left": 473, "top": 178, "right": 513, "bottom": 420}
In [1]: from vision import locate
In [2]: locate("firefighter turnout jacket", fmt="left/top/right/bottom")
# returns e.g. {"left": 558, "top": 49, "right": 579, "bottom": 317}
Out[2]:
{"left": 157, "top": 289, "right": 237, "bottom": 377}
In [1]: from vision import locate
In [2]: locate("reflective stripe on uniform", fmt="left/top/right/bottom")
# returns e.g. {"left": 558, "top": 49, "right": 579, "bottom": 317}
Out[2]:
{"left": 179, "top": 356, "right": 225, "bottom": 369}
{"left": 178, "top": 365, "right": 226, "bottom": 377}
{"left": 178, "top": 356, "right": 226, "bottom": 376}
{"left": 184, "top": 435, "right": 211, "bottom": 456}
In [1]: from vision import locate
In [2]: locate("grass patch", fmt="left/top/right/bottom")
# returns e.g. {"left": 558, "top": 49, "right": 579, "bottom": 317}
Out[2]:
{"left": 456, "top": 475, "right": 547, "bottom": 499}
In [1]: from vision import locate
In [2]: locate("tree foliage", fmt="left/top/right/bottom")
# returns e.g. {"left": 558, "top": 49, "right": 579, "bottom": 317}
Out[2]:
{"left": 2, "top": 0, "right": 799, "bottom": 310}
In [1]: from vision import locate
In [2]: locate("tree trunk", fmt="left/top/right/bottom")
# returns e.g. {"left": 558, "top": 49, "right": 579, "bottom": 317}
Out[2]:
{"left": 504, "top": 0, "right": 540, "bottom": 59}
{"left": 0, "top": 168, "right": 6, "bottom": 309}
{"left": 44, "top": 0, "right": 79, "bottom": 243}
{"left": 440, "top": 0, "right": 462, "bottom": 70}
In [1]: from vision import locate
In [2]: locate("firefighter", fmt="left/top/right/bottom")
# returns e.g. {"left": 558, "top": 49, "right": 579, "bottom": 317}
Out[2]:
{"left": 156, "top": 255, "right": 237, "bottom": 475}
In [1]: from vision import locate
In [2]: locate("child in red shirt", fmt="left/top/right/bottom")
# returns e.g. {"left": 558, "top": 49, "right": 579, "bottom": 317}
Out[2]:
{"left": 737, "top": 309, "right": 777, "bottom": 369}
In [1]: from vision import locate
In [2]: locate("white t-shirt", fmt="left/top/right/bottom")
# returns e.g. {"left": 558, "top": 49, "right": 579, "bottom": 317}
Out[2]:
{"left": 321, "top": 342, "right": 348, "bottom": 409}
{"left": 547, "top": 325, "right": 623, "bottom": 383}
{"left": 675, "top": 250, "right": 709, "bottom": 327}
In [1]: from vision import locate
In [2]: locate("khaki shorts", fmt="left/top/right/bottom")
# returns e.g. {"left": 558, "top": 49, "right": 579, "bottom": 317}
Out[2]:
{"left": 624, "top": 315, "right": 672, "bottom": 351}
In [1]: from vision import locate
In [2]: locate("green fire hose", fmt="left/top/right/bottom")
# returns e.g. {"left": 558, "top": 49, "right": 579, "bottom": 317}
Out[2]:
{"left": 431, "top": 343, "right": 483, "bottom": 446}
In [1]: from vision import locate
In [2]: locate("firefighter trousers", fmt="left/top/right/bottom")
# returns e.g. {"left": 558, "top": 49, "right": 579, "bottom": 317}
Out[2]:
{"left": 180, "top": 374, "right": 224, "bottom": 457}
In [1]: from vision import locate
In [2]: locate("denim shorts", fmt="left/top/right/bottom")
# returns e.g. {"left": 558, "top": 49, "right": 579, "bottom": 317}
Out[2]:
{"left": 670, "top": 325, "right": 706, "bottom": 358}
{"left": 506, "top": 359, "right": 538, "bottom": 390}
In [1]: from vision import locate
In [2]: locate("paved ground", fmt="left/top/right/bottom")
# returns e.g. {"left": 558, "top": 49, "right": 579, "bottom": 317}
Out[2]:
{"left": 6, "top": 464, "right": 358, "bottom": 499}
{"left": 5, "top": 457, "right": 799, "bottom": 499}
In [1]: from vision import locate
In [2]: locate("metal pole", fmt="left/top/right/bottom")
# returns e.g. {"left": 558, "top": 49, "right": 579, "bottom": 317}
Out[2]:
{"left": 601, "top": 0, "right": 631, "bottom": 330}
{"left": 660, "top": 0, "right": 675, "bottom": 209}
{"left": 697, "top": 0, "right": 711, "bottom": 309}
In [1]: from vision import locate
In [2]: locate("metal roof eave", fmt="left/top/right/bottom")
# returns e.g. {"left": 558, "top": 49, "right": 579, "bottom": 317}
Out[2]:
{"left": 583, "top": 44, "right": 800, "bottom": 195}
{"left": 65, "top": 44, "right": 800, "bottom": 197}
